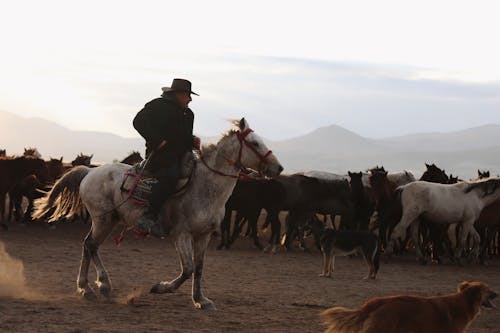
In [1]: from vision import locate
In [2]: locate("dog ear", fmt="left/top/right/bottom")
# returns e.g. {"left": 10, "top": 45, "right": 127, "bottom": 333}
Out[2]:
{"left": 458, "top": 281, "right": 472, "bottom": 292}
{"left": 464, "top": 286, "right": 483, "bottom": 304}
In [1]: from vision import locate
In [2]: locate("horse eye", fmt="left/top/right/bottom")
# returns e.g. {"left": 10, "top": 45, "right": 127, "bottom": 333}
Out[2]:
{"left": 251, "top": 141, "right": 260, "bottom": 148}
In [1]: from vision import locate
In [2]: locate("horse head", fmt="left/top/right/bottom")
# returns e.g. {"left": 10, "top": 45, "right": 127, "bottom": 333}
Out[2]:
{"left": 369, "top": 170, "right": 388, "bottom": 188}
{"left": 368, "top": 165, "right": 386, "bottom": 174}
{"left": 478, "top": 170, "right": 490, "bottom": 179}
{"left": 448, "top": 174, "right": 460, "bottom": 184}
{"left": 46, "top": 157, "right": 65, "bottom": 183}
{"left": 24, "top": 147, "right": 42, "bottom": 158}
{"left": 420, "top": 163, "right": 449, "bottom": 183}
{"left": 72, "top": 153, "right": 93, "bottom": 167}
{"left": 21, "top": 156, "right": 50, "bottom": 184}
{"left": 228, "top": 118, "right": 283, "bottom": 177}
{"left": 348, "top": 171, "right": 364, "bottom": 189}
{"left": 121, "top": 151, "right": 143, "bottom": 165}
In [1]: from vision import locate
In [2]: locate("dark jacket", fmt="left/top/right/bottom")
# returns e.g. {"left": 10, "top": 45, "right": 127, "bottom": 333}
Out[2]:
{"left": 133, "top": 93, "right": 194, "bottom": 168}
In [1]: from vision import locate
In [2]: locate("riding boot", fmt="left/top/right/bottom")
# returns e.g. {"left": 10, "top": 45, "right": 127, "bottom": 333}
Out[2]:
{"left": 136, "top": 205, "right": 165, "bottom": 238}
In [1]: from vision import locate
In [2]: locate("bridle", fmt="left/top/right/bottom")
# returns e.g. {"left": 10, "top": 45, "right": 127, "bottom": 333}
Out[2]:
{"left": 200, "top": 128, "right": 272, "bottom": 179}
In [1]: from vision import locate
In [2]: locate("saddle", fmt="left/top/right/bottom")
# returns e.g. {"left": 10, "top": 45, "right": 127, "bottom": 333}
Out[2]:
{"left": 120, "top": 151, "right": 196, "bottom": 206}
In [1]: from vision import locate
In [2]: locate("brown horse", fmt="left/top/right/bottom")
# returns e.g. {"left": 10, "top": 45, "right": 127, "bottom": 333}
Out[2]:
{"left": 71, "top": 153, "right": 94, "bottom": 167}
{"left": 420, "top": 163, "right": 449, "bottom": 183}
{"left": 120, "top": 151, "right": 143, "bottom": 165}
{"left": 369, "top": 170, "right": 399, "bottom": 248}
{"left": 46, "top": 157, "right": 65, "bottom": 184}
{"left": 0, "top": 156, "right": 49, "bottom": 227}
{"left": 7, "top": 157, "right": 64, "bottom": 224}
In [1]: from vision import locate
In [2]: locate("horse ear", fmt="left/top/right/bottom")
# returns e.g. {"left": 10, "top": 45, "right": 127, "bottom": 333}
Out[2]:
{"left": 348, "top": 171, "right": 353, "bottom": 177}
{"left": 478, "top": 169, "right": 481, "bottom": 176}
{"left": 238, "top": 118, "right": 248, "bottom": 131}
{"left": 425, "top": 163, "right": 430, "bottom": 168}
{"left": 60, "top": 157, "right": 63, "bottom": 162}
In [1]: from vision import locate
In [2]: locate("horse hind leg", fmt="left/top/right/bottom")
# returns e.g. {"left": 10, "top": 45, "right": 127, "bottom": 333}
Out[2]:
{"left": 77, "top": 230, "right": 97, "bottom": 299}
{"left": 77, "top": 217, "right": 117, "bottom": 299}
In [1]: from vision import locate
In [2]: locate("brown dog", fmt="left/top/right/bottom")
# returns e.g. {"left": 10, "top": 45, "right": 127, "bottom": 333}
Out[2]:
{"left": 321, "top": 281, "right": 497, "bottom": 333}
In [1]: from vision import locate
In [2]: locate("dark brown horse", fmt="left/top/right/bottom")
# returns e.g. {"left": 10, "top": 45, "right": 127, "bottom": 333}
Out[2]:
{"left": 7, "top": 157, "right": 64, "bottom": 224}
{"left": 71, "top": 153, "right": 94, "bottom": 167}
{"left": 8, "top": 174, "right": 46, "bottom": 223}
{"left": 0, "top": 156, "right": 49, "bottom": 227}
{"left": 348, "top": 171, "right": 374, "bottom": 231}
{"left": 369, "top": 170, "right": 399, "bottom": 249}
{"left": 46, "top": 157, "right": 65, "bottom": 184}
{"left": 420, "top": 163, "right": 449, "bottom": 183}
{"left": 120, "top": 151, "right": 143, "bottom": 165}
{"left": 475, "top": 197, "right": 500, "bottom": 264}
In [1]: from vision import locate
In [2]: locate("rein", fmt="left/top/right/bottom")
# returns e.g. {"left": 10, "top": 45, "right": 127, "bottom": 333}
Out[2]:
{"left": 199, "top": 128, "right": 272, "bottom": 179}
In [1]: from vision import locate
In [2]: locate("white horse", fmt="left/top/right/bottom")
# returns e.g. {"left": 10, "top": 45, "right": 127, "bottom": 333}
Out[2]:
{"left": 33, "top": 118, "right": 283, "bottom": 310}
{"left": 387, "top": 178, "right": 500, "bottom": 262}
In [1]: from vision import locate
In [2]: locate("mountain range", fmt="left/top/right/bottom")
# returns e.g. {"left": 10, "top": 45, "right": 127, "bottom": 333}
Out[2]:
{"left": 1, "top": 110, "right": 499, "bottom": 179}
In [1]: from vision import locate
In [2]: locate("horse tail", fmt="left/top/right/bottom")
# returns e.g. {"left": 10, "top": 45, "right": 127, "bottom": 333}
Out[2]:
{"left": 33, "top": 166, "right": 90, "bottom": 222}
{"left": 321, "top": 307, "right": 364, "bottom": 333}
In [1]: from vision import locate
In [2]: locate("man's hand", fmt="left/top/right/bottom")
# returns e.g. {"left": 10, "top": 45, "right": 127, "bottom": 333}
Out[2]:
{"left": 193, "top": 135, "right": 201, "bottom": 151}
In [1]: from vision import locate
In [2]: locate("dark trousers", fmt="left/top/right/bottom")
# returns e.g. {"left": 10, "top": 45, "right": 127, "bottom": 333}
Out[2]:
{"left": 146, "top": 151, "right": 182, "bottom": 214}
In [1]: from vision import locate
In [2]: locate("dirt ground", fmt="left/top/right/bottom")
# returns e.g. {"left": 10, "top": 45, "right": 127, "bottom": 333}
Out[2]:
{"left": 1, "top": 221, "right": 499, "bottom": 333}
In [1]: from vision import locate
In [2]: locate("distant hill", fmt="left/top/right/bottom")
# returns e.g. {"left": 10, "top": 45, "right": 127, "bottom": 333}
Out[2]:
{"left": 1, "top": 110, "right": 499, "bottom": 179}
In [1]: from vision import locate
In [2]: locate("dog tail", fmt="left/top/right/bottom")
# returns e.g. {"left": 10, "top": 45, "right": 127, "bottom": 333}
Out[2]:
{"left": 321, "top": 307, "right": 365, "bottom": 333}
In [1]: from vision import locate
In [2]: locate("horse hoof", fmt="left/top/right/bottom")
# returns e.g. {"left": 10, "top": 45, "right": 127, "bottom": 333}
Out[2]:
{"left": 78, "top": 288, "right": 97, "bottom": 300}
{"left": 150, "top": 283, "right": 174, "bottom": 294}
{"left": 194, "top": 300, "right": 217, "bottom": 311}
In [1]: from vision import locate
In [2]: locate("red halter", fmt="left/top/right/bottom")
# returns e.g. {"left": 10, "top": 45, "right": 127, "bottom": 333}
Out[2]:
{"left": 200, "top": 128, "right": 273, "bottom": 179}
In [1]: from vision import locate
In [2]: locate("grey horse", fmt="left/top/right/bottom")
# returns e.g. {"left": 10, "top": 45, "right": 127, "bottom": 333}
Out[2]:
{"left": 33, "top": 118, "right": 283, "bottom": 310}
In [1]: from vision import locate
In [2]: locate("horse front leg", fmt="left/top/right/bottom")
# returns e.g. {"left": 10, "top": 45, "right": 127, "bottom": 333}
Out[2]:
{"left": 410, "top": 221, "right": 426, "bottom": 264}
{"left": 192, "top": 233, "right": 216, "bottom": 310}
{"left": 77, "top": 230, "right": 96, "bottom": 299}
{"left": 263, "top": 211, "right": 281, "bottom": 253}
{"left": 151, "top": 232, "right": 193, "bottom": 294}
{"left": 455, "top": 221, "right": 479, "bottom": 264}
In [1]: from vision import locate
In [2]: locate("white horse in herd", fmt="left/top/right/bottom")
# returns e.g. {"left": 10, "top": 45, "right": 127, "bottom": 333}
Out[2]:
{"left": 387, "top": 177, "right": 500, "bottom": 262}
{"left": 33, "top": 119, "right": 283, "bottom": 310}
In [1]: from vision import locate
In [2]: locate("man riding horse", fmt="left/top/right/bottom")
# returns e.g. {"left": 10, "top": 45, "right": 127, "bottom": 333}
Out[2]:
{"left": 133, "top": 78, "right": 201, "bottom": 237}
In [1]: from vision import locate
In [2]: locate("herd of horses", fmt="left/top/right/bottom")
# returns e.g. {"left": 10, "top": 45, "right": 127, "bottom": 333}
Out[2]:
{"left": 0, "top": 148, "right": 143, "bottom": 228}
{"left": 1, "top": 120, "right": 500, "bottom": 311}
{"left": 2, "top": 148, "right": 500, "bottom": 267}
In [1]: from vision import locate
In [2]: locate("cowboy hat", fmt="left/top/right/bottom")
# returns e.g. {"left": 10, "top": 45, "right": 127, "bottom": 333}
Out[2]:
{"left": 161, "top": 78, "right": 199, "bottom": 96}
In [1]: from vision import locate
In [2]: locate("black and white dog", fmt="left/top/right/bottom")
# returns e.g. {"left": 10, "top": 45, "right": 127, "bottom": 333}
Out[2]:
{"left": 319, "top": 228, "right": 380, "bottom": 279}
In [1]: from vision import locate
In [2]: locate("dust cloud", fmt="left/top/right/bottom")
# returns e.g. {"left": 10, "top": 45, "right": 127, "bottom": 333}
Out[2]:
{"left": 0, "top": 241, "right": 39, "bottom": 299}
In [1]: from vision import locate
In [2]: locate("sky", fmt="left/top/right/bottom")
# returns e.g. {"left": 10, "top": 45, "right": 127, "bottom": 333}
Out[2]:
{"left": 1, "top": 0, "right": 499, "bottom": 140}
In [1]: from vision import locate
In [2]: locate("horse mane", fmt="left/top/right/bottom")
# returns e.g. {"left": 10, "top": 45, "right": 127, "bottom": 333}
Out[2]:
{"left": 465, "top": 177, "right": 500, "bottom": 197}
{"left": 200, "top": 120, "right": 239, "bottom": 155}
